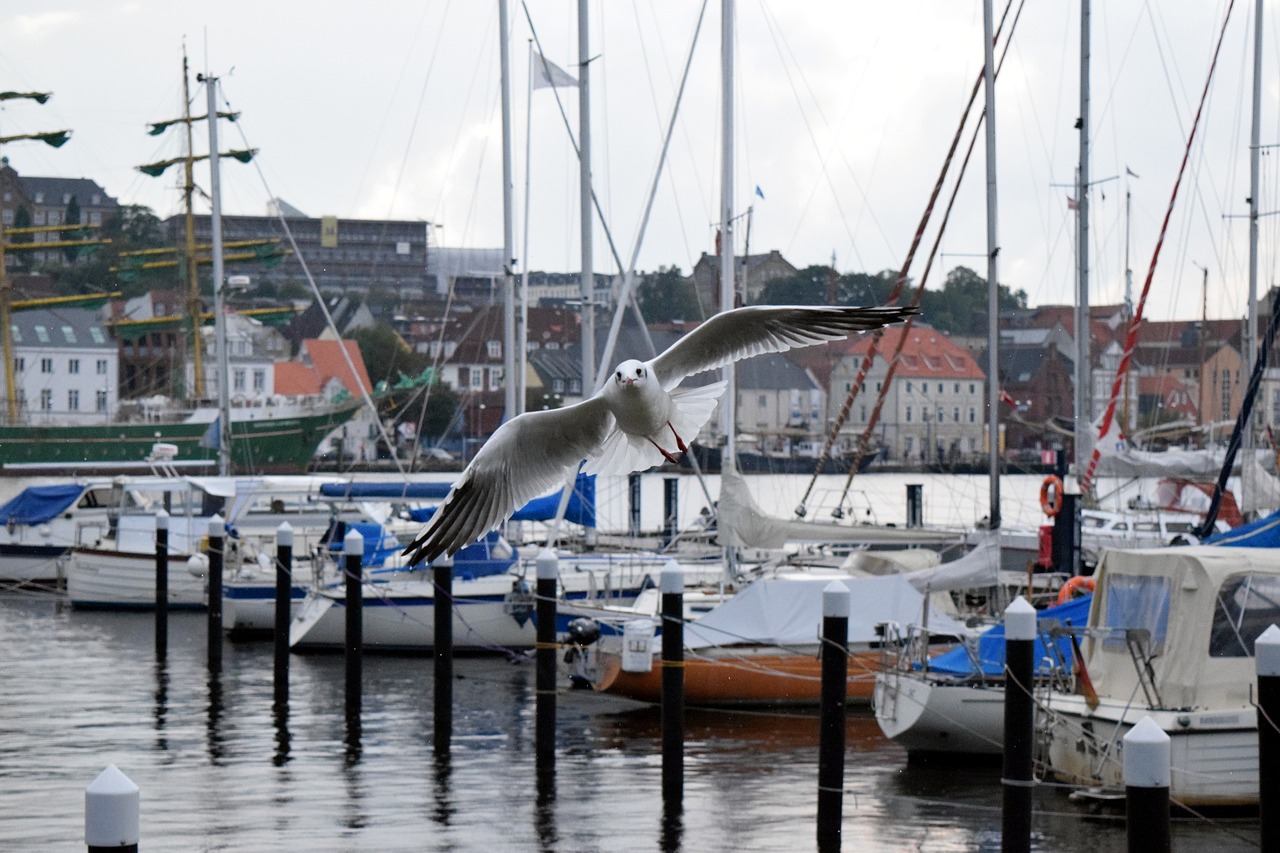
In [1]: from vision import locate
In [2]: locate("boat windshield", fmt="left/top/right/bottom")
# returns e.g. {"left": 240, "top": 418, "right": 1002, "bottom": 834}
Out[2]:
{"left": 1102, "top": 574, "right": 1171, "bottom": 655}
{"left": 1209, "top": 573, "right": 1280, "bottom": 658}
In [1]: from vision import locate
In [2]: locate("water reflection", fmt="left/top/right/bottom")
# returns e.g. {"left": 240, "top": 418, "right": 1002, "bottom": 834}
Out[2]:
{"left": 206, "top": 671, "right": 225, "bottom": 764}
{"left": 432, "top": 749, "right": 454, "bottom": 826}
{"left": 344, "top": 714, "right": 362, "bottom": 765}
{"left": 272, "top": 702, "right": 291, "bottom": 767}
{"left": 534, "top": 768, "right": 556, "bottom": 852}
{"left": 660, "top": 800, "right": 683, "bottom": 853}
{"left": 152, "top": 660, "right": 169, "bottom": 752}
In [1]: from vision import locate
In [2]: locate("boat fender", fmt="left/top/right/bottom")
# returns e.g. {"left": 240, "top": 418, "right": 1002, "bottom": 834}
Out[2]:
{"left": 567, "top": 617, "right": 602, "bottom": 647}
{"left": 1056, "top": 575, "right": 1095, "bottom": 605}
{"left": 621, "top": 618, "right": 656, "bottom": 673}
{"left": 187, "top": 553, "right": 209, "bottom": 579}
{"left": 1039, "top": 475, "right": 1064, "bottom": 518}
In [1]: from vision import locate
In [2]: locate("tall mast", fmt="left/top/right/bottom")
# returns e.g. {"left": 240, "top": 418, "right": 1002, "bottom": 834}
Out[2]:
{"left": 182, "top": 50, "right": 205, "bottom": 399}
{"left": 498, "top": 0, "right": 518, "bottom": 420}
{"left": 1245, "top": 0, "right": 1262, "bottom": 453}
{"left": 719, "top": 0, "right": 736, "bottom": 470}
{"left": 983, "top": 0, "right": 1000, "bottom": 530}
{"left": 1073, "top": 0, "right": 1092, "bottom": 479}
{"left": 203, "top": 73, "right": 232, "bottom": 476}
{"left": 577, "top": 0, "right": 595, "bottom": 394}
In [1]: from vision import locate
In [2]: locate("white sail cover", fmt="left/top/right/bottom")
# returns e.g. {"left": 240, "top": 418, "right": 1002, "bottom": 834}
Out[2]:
{"left": 684, "top": 572, "right": 969, "bottom": 650}
{"left": 901, "top": 540, "right": 1002, "bottom": 593}
{"left": 717, "top": 467, "right": 963, "bottom": 549}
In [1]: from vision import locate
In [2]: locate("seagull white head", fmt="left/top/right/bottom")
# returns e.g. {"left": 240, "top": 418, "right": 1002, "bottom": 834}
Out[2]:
{"left": 613, "top": 359, "right": 648, "bottom": 389}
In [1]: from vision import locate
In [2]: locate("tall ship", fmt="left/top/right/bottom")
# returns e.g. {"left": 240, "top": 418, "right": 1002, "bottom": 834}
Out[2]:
{"left": 0, "top": 63, "right": 365, "bottom": 473}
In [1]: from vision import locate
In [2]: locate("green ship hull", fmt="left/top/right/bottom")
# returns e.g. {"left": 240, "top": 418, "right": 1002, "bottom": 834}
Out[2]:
{"left": 0, "top": 402, "right": 361, "bottom": 473}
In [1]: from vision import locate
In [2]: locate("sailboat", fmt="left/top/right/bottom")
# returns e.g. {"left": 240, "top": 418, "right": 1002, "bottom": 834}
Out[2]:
{"left": 0, "top": 56, "right": 362, "bottom": 474}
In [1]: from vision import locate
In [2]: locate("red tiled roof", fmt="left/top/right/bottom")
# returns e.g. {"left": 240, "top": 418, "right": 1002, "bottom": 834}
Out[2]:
{"left": 845, "top": 325, "right": 985, "bottom": 379}
{"left": 274, "top": 339, "right": 372, "bottom": 396}
{"left": 273, "top": 361, "right": 321, "bottom": 395}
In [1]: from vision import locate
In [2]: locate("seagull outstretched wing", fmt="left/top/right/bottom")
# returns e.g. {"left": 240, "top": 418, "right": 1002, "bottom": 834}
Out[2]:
{"left": 403, "top": 397, "right": 613, "bottom": 565}
{"left": 650, "top": 304, "right": 918, "bottom": 390}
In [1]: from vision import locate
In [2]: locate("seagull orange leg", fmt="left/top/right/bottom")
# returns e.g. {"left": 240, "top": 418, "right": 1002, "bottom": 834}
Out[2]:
{"left": 647, "top": 437, "right": 682, "bottom": 465}
{"left": 667, "top": 422, "right": 689, "bottom": 455}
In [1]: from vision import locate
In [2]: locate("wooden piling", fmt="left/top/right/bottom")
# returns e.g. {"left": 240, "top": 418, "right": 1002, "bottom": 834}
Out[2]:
{"left": 85, "top": 764, "right": 139, "bottom": 853}
{"left": 535, "top": 549, "right": 558, "bottom": 773}
{"left": 206, "top": 514, "right": 224, "bottom": 673}
{"left": 274, "top": 522, "right": 293, "bottom": 710}
{"left": 153, "top": 510, "right": 168, "bottom": 660}
{"left": 1123, "top": 716, "right": 1171, "bottom": 853}
{"left": 433, "top": 555, "right": 454, "bottom": 755}
{"left": 1001, "top": 596, "right": 1036, "bottom": 853}
{"left": 660, "top": 564, "right": 684, "bottom": 805}
{"left": 1256, "top": 624, "right": 1280, "bottom": 851}
{"left": 817, "top": 580, "right": 850, "bottom": 851}
{"left": 344, "top": 528, "right": 364, "bottom": 723}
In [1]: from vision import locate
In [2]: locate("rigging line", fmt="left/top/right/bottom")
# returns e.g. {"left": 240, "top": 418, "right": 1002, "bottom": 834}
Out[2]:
{"left": 1082, "top": 0, "right": 1239, "bottom": 494}
{"left": 219, "top": 92, "right": 407, "bottom": 480}
{"left": 792, "top": 0, "right": 1022, "bottom": 517}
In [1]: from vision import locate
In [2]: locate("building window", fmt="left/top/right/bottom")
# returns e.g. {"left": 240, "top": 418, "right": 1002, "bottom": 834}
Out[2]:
{"left": 954, "top": 383, "right": 961, "bottom": 393}
{"left": 457, "top": 369, "right": 470, "bottom": 389}
{"left": 969, "top": 407, "right": 976, "bottom": 423}
{"left": 96, "top": 390, "right": 107, "bottom": 412}
{"left": 757, "top": 394, "right": 768, "bottom": 408}
{"left": 569, "top": 380, "right": 582, "bottom": 395}
{"left": 61, "top": 325, "right": 76, "bottom": 344}
{"left": 68, "top": 358, "right": 80, "bottom": 374}
{"left": 937, "top": 407, "right": 945, "bottom": 423}
{"left": 233, "top": 370, "right": 246, "bottom": 392}
{"left": 969, "top": 383, "right": 976, "bottom": 394}
{"left": 860, "top": 405, "right": 867, "bottom": 422}
{"left": 876, "top": 382, "right": 882, "bottom": 392}
{"left": 34, "top": 325, "right": 50, "bottom": 343}
{"left": 491, "top": 368, "right": 503, "bottom": 388}
{"left": 953, "top": 406, "right": 960, "bottom": 422}
{"left": 906, "top": 406, "right": 913, "bottom": 422}
{"left": 938, "top": 383, "right": 944, "bottom": 393}
{"left": 253, "top": 370, "right": 265, "bottom": 392}
{"left": 96, "top": 359, "right": 107, "bottom": 375}
{"left": 40, "top": 357, "right": 53, "bottom": 374}
{"left": 487, "top": 340, "right": 501, "bottom": 359}
{"left": 13, "top": 357, "right": 23, "bottom": 373}
{"left": 68, "top": 390, "right": 79, "bottom": 411}
{"left": 470, "top": 368, "right": 483, "bottom": 389}
{"left": 552, "top": 379, "right": 565, "bottom": 394}
{"left": 90, "top": 327, "right": 106, "bottom": 344}
{"left": 40, "top": 389, "right": 52, "bottom": 411}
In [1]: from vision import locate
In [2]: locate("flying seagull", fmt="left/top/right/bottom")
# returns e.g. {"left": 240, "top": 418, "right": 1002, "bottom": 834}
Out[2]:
{"left": 403, "top": 304, "right": 917, "bottom": 566}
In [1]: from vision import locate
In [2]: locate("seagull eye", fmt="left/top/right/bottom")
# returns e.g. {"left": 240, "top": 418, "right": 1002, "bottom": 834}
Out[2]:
{"left": 616, "top": 371, "right": 622, "bottom": 380}
{"left": 635, "top": 368, "right": 643, "bottom": 376}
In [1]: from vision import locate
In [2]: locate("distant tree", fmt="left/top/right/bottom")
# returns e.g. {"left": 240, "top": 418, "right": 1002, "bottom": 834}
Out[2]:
{"left": 350, "top": 322, "right": 458, "bottom": 440}
{"left": 277, "top": 279, "right": 311, "bottom": 301}
{"left": 756, "top": 264, "right": 833, "bottom": 305}
{"left": 47, "top": 204, "right": 167, "bottom": 295}
{"left": 637, "top": 266, "right": 701, "bottom": 322}
{"left": 919, "top": 265, "right": 1028, "bottom": 336}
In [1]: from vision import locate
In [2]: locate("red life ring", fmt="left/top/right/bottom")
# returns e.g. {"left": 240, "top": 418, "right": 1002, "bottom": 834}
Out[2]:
{"left": 1056, "top": 575, "right": 1096, "bottom": 605}
{"left": 1040, "top": 475, "right": 1064, "bottom": 518}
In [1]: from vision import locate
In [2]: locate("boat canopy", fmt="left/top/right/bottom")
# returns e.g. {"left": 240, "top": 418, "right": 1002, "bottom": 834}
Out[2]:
{"left": 0, "top": 484, "right": 88, "bottom": 526}
{"left": 406, "top": 474, "right": 596, "bottom": 529}
{"left": 927, "top": 594, "right": 1092, "bottom": 677}
{"left": 1203, "top": 508, "right": 1280, "bottom": 547}
{"left": 684, "top": 572, "right": 969, "bottom": 650}
{"left": 318, "top": 481, "right": 454, "bottom": 500}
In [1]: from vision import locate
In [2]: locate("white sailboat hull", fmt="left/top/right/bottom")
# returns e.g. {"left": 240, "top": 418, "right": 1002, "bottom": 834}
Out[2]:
{"left": 873, "top": 671, "right": 1006, "bottom": 756}
{"left": 67, "top": 547, "right": 207, "bottom": 609}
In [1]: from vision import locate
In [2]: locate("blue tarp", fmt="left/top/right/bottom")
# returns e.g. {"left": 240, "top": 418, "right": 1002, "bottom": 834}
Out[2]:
{"left": 406, "top": 473, "right": 596, "bottom": 529}
{"left": 0, "top": 484, "right": 86, "bottom": 526}
{"left": 1203, "top": 508, "right": 1280, "bottom": 547}
{"left": 319, "top": 482, "right": 454, "bottom": 500}
{"left": 322, "top": 520, "right": 402, "bottom": 567}
{"left": 926, "top": 594, "right": 1093, "bottom": 678}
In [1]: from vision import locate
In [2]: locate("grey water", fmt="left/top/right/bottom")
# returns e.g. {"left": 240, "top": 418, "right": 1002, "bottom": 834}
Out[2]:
{"left": 0, "top": 592, "right": 1260, "bottom": 852}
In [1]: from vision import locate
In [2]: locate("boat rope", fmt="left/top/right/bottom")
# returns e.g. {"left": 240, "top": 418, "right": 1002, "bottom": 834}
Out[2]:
{"left": 793, "top": 0, "right": 1024, "bottom": 518}
{"left": 1080, "top": 0, "right": 1238, "bottom": 495}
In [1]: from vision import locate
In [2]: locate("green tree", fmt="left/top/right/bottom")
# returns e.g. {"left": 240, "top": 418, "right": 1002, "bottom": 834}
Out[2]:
{"left": 349, "top": 321, "right": 459, "bottom": 441}
{"left": 47, "top": 204, "right": 167, "bottom": 295}
{"left": 919, "top": 265, "right": 1027, "bottom": 336}
{"left": 756, "top": 264, "right": 834, "bottom": 305}
{"left": 637, "top": 266, "right": 701, "bottom": 322}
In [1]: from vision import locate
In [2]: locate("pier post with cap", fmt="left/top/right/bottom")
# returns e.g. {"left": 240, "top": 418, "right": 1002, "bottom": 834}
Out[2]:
{"left": 344, "top": 528, "right": 364, "bottom": 723}
{"left": 433, "top": 555, "right": 454, "bottom": 754}
{"left": 1257, "top": 624, "right": 1280, "bottom": 850}
{"left": 153, "top": 510, "right": 169, "bottom": 660}
{"left": 1123, "top": 716, "right": 1171, "bottom": 853}
{"left": 274, "top": 522, "right": 293, "bottom": 710}
{"left": 85, "top": 765, "right": 139, "bottom": 853}
{"left": 1001, "top": 596, "right": 1036, "bottom": 853}
{"left": 206, "top": 515, "right": 224, "bottom": 673}
{"left": 535, "top": 549, "right": 558, "bottom": 773}
{"left": 817, "top": 580, "right": 849, "bottom": 851}
{"left": 660, "top": 564, "right": 684, "bottom": 805}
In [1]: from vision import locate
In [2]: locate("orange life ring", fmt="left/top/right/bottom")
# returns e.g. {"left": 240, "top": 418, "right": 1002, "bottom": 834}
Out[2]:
{"left": 1056, "top": 575, "right": 1096, "bottom": 605}
{"left": 1040, "top": 475, "right": 1064, "bottom": 518}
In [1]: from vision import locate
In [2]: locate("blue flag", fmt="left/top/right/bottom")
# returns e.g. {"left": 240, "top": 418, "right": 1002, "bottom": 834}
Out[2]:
{"left": 199, "top": 416, "right": 220, "bottom": 450}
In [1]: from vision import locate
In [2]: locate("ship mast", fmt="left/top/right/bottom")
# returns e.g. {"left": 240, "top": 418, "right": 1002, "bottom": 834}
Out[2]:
{"left": 182, "top": 52, "right": 205, "bottom": 399}
{"left": 201, "top": 71, "right": 233, "bottom": 476}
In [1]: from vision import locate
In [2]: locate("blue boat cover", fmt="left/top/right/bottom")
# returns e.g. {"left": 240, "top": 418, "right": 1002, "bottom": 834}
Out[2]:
{"left": 926, "top": 593, "right": 1093, "bottom": 678}
{"left": 1203, "top": 508, "right": 1280, "bottom": 547}
{"left": 406, "top": 473, "right": 596, "bottom": 529}
{"left": 0, "top": 484, "right": 86, "bottom": 526}
{"left": 319, "top": 482, "right": 454, "bottom": 500}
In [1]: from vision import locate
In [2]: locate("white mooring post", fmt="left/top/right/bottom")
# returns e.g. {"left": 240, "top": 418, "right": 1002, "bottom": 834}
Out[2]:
{"left": 85, "top": 765, "right": 139, "bottom": 852}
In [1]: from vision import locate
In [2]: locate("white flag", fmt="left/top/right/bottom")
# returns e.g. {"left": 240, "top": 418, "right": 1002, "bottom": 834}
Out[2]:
{"left": 533, "top": 53, "right": 578, "bottom": 89}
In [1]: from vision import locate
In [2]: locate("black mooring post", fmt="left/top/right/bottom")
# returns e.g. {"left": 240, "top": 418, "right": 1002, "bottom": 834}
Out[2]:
{"left": 433, "top": 556, "right": 454, "bottom": 755}
{"left": 1257, "top": 625, "right": 1280, "bottom": 852}
{"left": 1001, "top": 597, "right": 1036, "bottom": 853}
{"left": 206, "top": 515, "right": 224, "bottom": 673}
{"left": 274, "top": 522, "right": 293, "bottom": 710}
{"left": 344, "top": 528, "right": 364, "bottom": 724}
{"left": 660, "top": 565, "right": 684, "bottom": 806}
{"left": 535, "top": 549, "right": 558, "bottom": 773}
{"left": 154, "top": 510, "right": 169, "bottom": 660}
{"left": 817, "top": 581, "right": 850, "bottom": 851}
{"left": 1123, "top": 717, "right": 1171, "bottom": 853}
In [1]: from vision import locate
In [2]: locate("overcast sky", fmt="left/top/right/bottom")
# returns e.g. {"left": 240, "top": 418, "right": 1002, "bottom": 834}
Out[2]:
{"left": 1, "top": 1, "right": 1275, "bottom": 322}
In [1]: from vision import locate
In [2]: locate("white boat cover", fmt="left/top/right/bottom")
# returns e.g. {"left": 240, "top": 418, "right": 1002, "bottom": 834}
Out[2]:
{"left": 684, "top": 572, "right": 969, "bottom": 650}
{"left": 717, "top": 467, "right": 964, "bottom": 548}
{"left": 901, "top": 540, "right": 1002, "bottom": 593}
